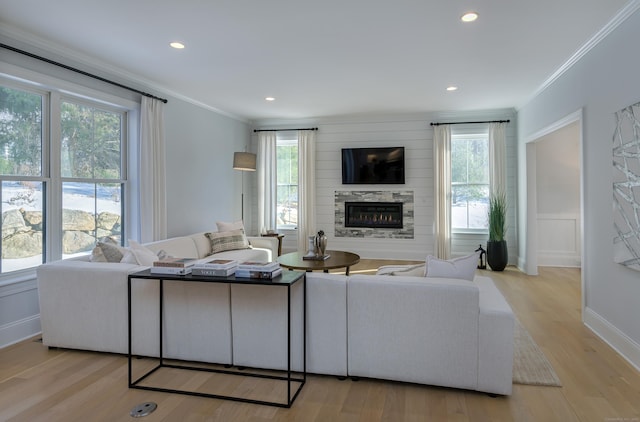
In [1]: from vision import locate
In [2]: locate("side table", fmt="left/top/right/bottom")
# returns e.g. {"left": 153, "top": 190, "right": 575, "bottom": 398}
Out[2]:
{"left": 261, "top": 233, "right": 284, "bottom": 256}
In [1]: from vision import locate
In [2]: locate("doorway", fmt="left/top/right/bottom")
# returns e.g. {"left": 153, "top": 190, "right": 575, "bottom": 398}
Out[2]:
{"left": 525, "top": 110, "right": 584, "bottom": 278}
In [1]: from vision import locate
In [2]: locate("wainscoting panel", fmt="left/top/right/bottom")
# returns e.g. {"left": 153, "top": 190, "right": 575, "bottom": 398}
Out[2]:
{"left": 537, "top": 213, "right": 581, "bottom": 267}
{"left": 0, "top": 277, "right": 41, "bottom": 348}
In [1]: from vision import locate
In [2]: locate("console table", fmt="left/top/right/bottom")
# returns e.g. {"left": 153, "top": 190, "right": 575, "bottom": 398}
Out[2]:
{"left": 127, "top": 269, "right": 306, "bottom": 408}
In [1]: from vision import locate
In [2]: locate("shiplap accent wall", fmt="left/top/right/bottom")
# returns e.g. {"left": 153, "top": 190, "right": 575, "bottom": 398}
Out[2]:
{"left": 251, "top": 110, "right": 516, "bottom": 262}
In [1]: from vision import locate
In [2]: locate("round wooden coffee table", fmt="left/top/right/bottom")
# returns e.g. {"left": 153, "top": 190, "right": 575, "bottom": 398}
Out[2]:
{"left": 277, "top": 250, "right": 360, "bottom": 275}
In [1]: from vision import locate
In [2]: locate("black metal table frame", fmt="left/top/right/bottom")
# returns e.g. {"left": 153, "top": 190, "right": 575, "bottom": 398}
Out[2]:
{"left": 127, "top": 270, "right": 306, "bottom": 408}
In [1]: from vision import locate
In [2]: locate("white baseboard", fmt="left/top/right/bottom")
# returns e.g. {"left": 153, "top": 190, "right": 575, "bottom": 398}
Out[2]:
{"left": 537, "top": 253, "right": 581, "bottom": 267}
{"left": 584, "top": 307, "right": 640, "bottom": 373}
{"left": 0, "top": 314, "right": 41, "bottom": 349}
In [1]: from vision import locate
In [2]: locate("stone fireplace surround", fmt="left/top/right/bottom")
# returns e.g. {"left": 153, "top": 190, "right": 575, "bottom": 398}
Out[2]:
{"left": 335, "top": 191, "right": 414, "bottom": 238}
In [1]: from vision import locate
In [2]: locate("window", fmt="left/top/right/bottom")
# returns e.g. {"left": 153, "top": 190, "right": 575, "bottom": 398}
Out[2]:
{"left": 0, "top": 85, "right": 45, "bottom": 272}
{"left": 60, "top": 99, "right": 125, "bottom": 256}
{"left": 451, "top": 133, "right": 489, "bottom": 231}
{"left": 276, "top": 134, "right": 298, "bottom": 229}
{"left": 1, "top": 78, "right": 129, "bottom": 276}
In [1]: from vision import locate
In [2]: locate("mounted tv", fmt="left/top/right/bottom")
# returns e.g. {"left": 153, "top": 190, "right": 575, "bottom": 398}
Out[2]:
{"left": 342, "top": 146, "right": 405, "bottom": 184}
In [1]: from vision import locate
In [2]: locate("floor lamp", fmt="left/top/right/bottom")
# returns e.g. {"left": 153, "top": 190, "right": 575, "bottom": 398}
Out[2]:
{"left": 233, "top": 151, "right": 257, "bottom": 221}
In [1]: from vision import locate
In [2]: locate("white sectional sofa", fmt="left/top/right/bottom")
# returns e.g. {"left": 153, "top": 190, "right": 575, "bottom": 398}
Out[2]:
{"left": 37, "top": 241, "right": 514, "bottom": 396}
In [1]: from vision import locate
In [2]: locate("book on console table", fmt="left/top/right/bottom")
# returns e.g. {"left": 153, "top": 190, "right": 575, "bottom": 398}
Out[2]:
{"left": 193, "top": 259, "right": 238, "bottom": 275}
{"left": 152, "top": 257, "right": 197, "bottom": 268}
{"left": 192, "top": 259, "right": 238, "bottom": 270}
{"left": 235, "top": 267, "right": 283, "bottom": 279}
{"left": 302, "top": 254, "right": 331, "bottom": 261}
{"left": 191, "top": 267, "right": 236, "bottom": 277}
{"left": 150, "top": 266, "right": 192, "bottom": 275}
{"left": 237, "top": 261, "right": 280, "bottom": 272}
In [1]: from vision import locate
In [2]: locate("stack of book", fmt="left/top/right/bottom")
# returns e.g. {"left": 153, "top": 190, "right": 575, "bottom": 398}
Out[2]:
{"left": 150, "top": 257, "right": 197, "bottom": 275}
{"left": 191, "top": 259, "right": 238, "bottom": 277}
{"left": 235, "top": 261, "right": 282, "bottom": 279}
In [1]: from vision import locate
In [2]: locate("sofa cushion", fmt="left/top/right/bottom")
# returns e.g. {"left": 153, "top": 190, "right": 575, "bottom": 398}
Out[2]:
{"left": 143, "top": 236, "right": 199, "bottom": 258}
{"left": 206, "top": 229, "right": 250, "bottom": 255}
{"left": 426, "top": 252, "right": 478, "bottom": 281}
{"left": 216, "top": 220, "right": 245, "bottom": 232}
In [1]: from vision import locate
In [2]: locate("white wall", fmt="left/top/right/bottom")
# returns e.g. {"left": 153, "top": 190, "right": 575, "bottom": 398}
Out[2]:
{"left": 517, "top": 6, "right": 640, "bottom": 370}
{"left": 164, "top": 98, "right": 250, "bottom": 237}
{"left": 252, "top": 109, "right": 516, "bottom": 261}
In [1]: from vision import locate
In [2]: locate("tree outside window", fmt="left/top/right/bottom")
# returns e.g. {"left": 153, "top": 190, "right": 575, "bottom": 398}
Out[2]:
{"left": 451, "top": 134, "right": 489, "bottom": 230}
{"left": 276, "top": 136, "right": 298, "bottom": 229}
{"left": 0, "top": 83, "right": 127, "bottom": 274}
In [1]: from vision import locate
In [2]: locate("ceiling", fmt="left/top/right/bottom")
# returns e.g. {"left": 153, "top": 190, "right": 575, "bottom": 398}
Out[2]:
{"left": 0, "top": 0, "right": 632, "bottom": 121}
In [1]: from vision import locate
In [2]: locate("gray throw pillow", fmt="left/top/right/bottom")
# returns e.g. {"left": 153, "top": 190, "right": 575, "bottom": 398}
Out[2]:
{"left": 90, "top": 241, "right": 125, "bottom": 263}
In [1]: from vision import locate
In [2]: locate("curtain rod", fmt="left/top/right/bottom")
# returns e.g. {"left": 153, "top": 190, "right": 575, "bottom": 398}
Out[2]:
{"left": 430, "top": 119, "right": 510, "bottom": 126}
{"left": 1, "top": 43, "right": 168, "bottom": 104}
{"left": 253, "top": 127, "right": 318, "bottom": 132}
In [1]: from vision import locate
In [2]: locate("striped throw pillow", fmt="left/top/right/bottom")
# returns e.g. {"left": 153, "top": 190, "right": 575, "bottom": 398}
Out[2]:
{"left": 205, "top": 229, "right": 250, "bottom": 255}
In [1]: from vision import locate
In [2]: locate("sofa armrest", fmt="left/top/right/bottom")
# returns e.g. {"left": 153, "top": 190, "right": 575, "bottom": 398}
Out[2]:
{"left": 247, "top": 236, "right": 278, "bottom": 260}
{"left": 348, "top": 275, "right": 480, "bottom": 390}
{"left": 476, "top": 275, "right": 515, "bottom": 395}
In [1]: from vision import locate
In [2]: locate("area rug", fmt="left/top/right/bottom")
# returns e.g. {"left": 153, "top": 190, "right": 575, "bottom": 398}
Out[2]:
{"left": 513, "top": 319, "right": 562, "bottom": 386}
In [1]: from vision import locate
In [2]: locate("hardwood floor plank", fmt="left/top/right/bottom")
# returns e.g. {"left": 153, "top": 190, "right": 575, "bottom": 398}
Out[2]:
{"left": 1, "top": 262, "right": 640, "bottom": 421}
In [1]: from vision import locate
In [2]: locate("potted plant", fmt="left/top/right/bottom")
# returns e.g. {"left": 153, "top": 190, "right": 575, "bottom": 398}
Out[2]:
{"left": 487, "top": 192, "right": 508, "bottom": 271}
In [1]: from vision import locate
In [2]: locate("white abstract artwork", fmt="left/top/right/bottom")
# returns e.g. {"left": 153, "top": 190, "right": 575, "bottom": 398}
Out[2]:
{"left": 613, "top": 101, "right": 640, "bottom": 272}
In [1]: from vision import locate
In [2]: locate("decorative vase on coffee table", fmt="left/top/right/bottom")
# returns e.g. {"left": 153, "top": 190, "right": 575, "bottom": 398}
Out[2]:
{"left": 314, "top": 230, "right": 327, "bottom": 257}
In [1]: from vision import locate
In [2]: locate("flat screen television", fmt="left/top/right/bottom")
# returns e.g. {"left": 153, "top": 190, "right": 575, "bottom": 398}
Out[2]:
{"left": 342, "top": 146, "right": 405, "bottom": 184}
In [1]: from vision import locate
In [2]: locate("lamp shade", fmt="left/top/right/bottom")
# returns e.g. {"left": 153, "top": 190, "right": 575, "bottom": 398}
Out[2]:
{"left": 233, "top": 152, "right": 256, "bottom": 171}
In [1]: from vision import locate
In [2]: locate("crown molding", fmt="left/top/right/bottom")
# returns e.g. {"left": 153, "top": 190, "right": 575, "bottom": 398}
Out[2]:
{"left": 0, "top": 24, "right": 248, "bottom": 123}
{"left": 520, "top": 0, "right": 640, "bottom": 110}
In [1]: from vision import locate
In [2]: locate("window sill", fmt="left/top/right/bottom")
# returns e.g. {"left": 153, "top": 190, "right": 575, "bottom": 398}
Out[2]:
{"left": 0, "top": 269, "right": 38, "bottom": 288}
{"left": 452, "top": 229, "right": 489, "bottom": 235}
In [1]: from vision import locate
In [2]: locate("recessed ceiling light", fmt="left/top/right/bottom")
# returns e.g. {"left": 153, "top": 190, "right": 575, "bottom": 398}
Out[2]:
{"left": 446, "top": 86, "right": 458, "bottom": 91}
{"left": 461, "top": 12, "right": 478, "bottom": 22}
{"left": 169, "top": 42, "right": 185, "bottom": 49}
{"left": 265, "top": 97, "right": 275, "bottom": 101}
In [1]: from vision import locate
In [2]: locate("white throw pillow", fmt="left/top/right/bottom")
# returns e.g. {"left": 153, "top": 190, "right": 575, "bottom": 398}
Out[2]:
{"left": 216, "top": 220, "right": 245, "bottom": 233}
{"left": 127, "top": 240, "right": 158, "bottom": 266}
{"left": 120, "top": 249, "right": 137, "bottom": 264}
{"left": 425, "top": 252, "right": 479, "bottom": 281}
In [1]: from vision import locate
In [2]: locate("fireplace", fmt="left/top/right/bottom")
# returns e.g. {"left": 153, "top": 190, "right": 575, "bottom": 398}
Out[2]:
{"left": 345, "top": 202, "right": 403, "bottom": 229}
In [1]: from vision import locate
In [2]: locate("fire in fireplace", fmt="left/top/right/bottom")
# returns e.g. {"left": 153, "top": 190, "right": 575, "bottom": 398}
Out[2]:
{"left": 345, "top": 202, "right": 403, "bottom": 229}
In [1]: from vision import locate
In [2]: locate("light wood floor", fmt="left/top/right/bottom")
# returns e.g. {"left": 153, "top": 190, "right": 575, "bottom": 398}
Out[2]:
{"left": 1, "top": 262, "right": 639, "bottom": 421}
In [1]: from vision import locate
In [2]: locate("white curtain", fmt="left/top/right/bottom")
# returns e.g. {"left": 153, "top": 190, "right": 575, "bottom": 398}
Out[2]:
{"left": 297, "top": 130, "right": 317, "bottom": 251}
{"left": 434, "top": 125, "right": 451, "bottom": 259}
{"left": 489, "top": 122, "right": 507, "bottom": 197}
{"left": 258, "top": 131, "right": 277, "bottom": 233}
{"left": 139, "top": 97, "right": 167, "bottom": 243}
